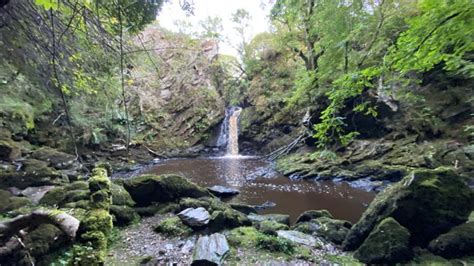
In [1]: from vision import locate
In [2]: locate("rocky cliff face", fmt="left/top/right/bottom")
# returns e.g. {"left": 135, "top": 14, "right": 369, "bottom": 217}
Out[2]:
{"left": 128, "top": 25, "right": 225, "bottom": 152}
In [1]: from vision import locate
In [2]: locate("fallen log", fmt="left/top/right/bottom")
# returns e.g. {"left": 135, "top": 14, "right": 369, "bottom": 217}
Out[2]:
{"left": 0, "top": 210, "right": 80, "bottom": 242}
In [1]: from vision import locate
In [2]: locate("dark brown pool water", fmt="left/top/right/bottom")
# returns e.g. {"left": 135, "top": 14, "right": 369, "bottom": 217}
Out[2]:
{"left": 140, "top": 157, "right": 375, "bottom": 224}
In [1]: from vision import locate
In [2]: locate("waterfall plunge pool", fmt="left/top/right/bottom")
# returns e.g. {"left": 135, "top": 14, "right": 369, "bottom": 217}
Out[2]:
{"left": 134, "top": 156, "right": 375, "bottom": 224}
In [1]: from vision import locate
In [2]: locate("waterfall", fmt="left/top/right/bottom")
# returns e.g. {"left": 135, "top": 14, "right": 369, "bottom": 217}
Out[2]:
{"left": 226, "top": 107, "right": 242, "bottom": 155}
{"left": 216, "top": 106, "right": 242, "bottom": 156}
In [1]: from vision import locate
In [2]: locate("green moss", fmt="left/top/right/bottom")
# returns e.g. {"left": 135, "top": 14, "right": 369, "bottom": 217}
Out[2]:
{"left": 209, "top": 208, "right": 251, "bottom": 232}
{"left": 154, "top": 216, "right": 192, "bottom": 237}
{"left": 111, "top": 183, "right": 135, "bottom": 206}
{"left": 72, "top": 244, "right": 106, "bottom": 265}
{"left": 89, "top": 168, "right": 111, "bottom": 193}
{"left": 309, "top": 216, "right": 351, "bottom": 245}
{"left": 256, "top": 234, "right": 295, "bottom": 254}
{"left": 344, "top": 167, "right": 474, "bottom": 250}
{"left": 80, "top": 209, "right": 113, "bottom": 234}
{"left": 227, "top": 227, "right": 262, "bottom": 248}
{"left": 67, "top": 181, "right": 89, "bottom": 191}
{"left": 354, "top": 217, "right": 413, "bottom": 264}
{"left": 295, "top": 209, "right": 333, "bottom": 223}
{"left": 257, "top": 220, "right": 289, "bottom": 235}
{"left": 0, "top": 189, "right": 12, "bottom": 212}
{"left": 428, "top": 222, "right": 474, "bottom": 258}
{"left": 324, "top": 254, "right": 363, "bottom": 265}
{"left": 123, "top": 174, "right": 209, "bottom": 206}
{"left": 110, "top": 205, "right": 139, "bottom": 226}
{"left": 63, "top": 200, "right": 90, "bottom": 209}
{"left": 64, "top": 189, "right": 89, "bottom": 203}
{"left": 90, "top": 190, "right": 112, "bottom": 209}
{"left": 179, "top": 197, "right": 212, "bottom": 211}
{"left": 39, "top": 187, "right": 66, "bottom": 206}
{"left": 81, "top": 231, "right": 107, "bottom": 250}
{"left": 7, "top": 196, "right": 31, "bottom": 210}
{"left": 24, "top": 223, "right": 65, "bottom": 257}
{"left": 0, "top": 139, "right": 22, "bottom": 161}
{"left": 408, "top": 249, "right": 450, "bottom": 265}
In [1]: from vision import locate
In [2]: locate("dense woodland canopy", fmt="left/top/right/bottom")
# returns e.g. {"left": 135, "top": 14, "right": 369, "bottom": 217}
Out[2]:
{"left": 0, "top": 0, "right": 473, "bottom": 265}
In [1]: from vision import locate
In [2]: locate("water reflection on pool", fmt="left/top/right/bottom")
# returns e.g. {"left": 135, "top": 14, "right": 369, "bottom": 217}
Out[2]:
{"left": 135, "top": 157, "right": 375, "bottom": 224}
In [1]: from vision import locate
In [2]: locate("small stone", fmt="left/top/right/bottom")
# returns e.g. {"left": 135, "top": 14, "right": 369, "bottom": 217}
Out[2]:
{"left": 254, "top": 201, "right": 276, "bottom": 210}
{"left": 207, "top": 185, "right": 239, "bottom": 197}
{"left": 178, "top": 207, "right": 211, "bottom": 227}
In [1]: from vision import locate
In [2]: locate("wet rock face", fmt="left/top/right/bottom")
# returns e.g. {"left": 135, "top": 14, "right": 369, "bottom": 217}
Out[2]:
{"left": 354, "top": 217, "right": 413, "bottom": 264}
{"left": 428, "top": 221, "right": 474, "bottom": 259}
{"left": 123, "top": 174, "right": 209, "bottom": 206}
{"left": 343, "top": 168, "right": 474, "bottom": 251}
{"left": 192, "top": 233, "right": 229, "bottom": 266}
{"left": 178, "top": 207, "right": 211, "bottom": 227}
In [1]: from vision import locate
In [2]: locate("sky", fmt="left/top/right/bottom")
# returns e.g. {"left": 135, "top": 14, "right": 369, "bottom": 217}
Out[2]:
{"left": 156, "top": 0, "right": 274, "bottom": 57}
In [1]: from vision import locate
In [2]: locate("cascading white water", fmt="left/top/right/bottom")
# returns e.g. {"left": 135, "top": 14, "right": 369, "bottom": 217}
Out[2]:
{"left": 226, "top": 107, "right": 242, "bottom": 155}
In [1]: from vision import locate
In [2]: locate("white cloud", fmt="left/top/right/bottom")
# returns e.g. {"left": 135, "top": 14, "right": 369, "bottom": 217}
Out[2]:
{"left": 157, "top": 0, "right": 273, "bottom": 57}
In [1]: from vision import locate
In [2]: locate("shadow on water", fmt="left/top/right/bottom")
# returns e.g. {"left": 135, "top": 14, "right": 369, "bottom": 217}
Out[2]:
{"left": 140, "top": 157, "right": 375, "bottom": 224}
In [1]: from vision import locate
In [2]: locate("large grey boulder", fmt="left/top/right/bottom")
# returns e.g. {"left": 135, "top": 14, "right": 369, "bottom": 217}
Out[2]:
{"left": 178, "top": 207, "right": 210, "bottom": 227}
{"left": 192, "top": 233, "right": 229, "bottom": 265}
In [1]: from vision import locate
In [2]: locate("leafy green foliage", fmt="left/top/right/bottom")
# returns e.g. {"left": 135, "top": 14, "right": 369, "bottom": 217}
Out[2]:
{"left": 313, "top": 67, "right": 381, "bottom": 147}
{"left": 389, "top": 0, "right": 474, "bottom": 77}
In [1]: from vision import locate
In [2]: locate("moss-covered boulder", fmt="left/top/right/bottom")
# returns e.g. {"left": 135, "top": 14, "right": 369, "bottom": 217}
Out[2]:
{"left": 295, "top": 209, "right": 333, "bottom": 224}
{"left": 209, "top": 208, "right": 252, "bottom": 231}
{"left": 0, "top": 139, "right": 21, "bottom": 161}
{"left": 428, "top": 222, "right": 474, "bottom": 259}
{"left": 39, "top": 181, "right": 90, "bottom": 207}
{"left": 23, "top": 223, "right": 66, "bottom": 257}
{"left": 0, "top": 189, "right": 33, "bottom": 214}
{"left": 257, "top": 220, "right": 289, "bottom": 235}
{"left": 343, "top": 168, "right": 474, "bottom": 250}
{"left": 294, "top": 216, "right": 351, "bottom": 245}
{"left": 354, "top": 217, "right": 413, "bottom": 264}
{"left": 154, "top": 216, "right": 192, "bottom": 237}
{"left": 123, "top": 174, "right": 209, "bottom": 206}
{"left": 0, "top": 189, "right": 12, "bottom": 213}
{"left": 111, "top": 183, "right": 135, "bottom": 206}
{"left": 110, "top": 205, "right": 139, "bottom": 226}
{"left": 0, "top": 165, "right": 64, "bottom": 189}
{"left": 31, "top": 147, "right": 76, "bottom": 170}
